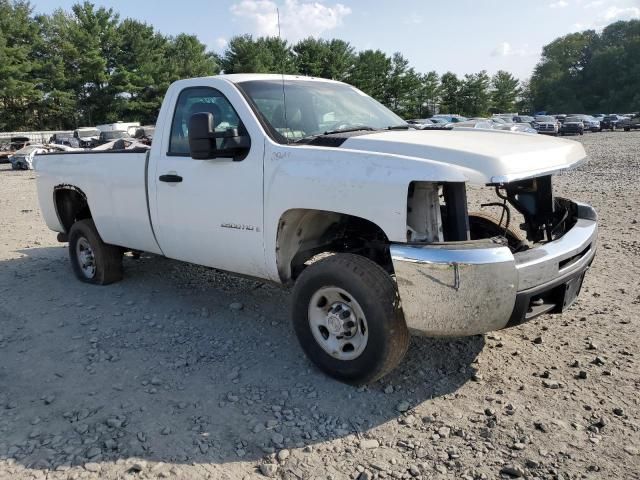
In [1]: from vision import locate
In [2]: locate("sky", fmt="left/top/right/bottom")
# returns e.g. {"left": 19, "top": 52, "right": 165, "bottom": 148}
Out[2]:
{"left": 33, "top": 0, "right": 640, "bottom": 80}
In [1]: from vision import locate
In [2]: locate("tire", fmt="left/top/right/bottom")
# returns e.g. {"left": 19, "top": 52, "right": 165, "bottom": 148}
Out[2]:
{"left": 624, "top": 127, "right": 630, "bottom": 132}
{"left": 468, "top": 211, "right": 527, "bottom": 251}
{"left": 69, "top": 219, "right": 123, "bottom": 285}
{"left": 291, "top": 253, "right": 409, "bottom": 385}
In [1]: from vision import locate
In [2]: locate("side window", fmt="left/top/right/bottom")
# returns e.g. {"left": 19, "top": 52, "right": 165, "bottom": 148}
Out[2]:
{"left": 169, "top": 87, "right": 242, "bottom": 155}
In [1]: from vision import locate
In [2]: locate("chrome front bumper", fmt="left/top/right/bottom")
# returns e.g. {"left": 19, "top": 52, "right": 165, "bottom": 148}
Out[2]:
{"left": 391, "top": 201, "right": 597, "bottom": 336}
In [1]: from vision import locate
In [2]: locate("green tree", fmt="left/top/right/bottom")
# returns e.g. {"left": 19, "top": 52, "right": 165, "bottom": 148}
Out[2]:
{"left": 34, "top": 9, "right": 79, "bottom": 129}
{"left": 220, "top": 35, "right": 295, "bottom": 74}
{"left": 349, "top": 49, "right": 391, "bottom": 102}
{"left": 383, "top": 52, "right": 422, "bottom": 117}
{"left": 110, "top": 19, "right": 171, "bottom": 124}
{"left": 439, "top": 72, "right": 461, "bottom": 114}
{"left": 0, "top": 0, "right": 42, "bottom": 130}
{"left": 165, "top": 34, "right": 219, "bottom": 80}
{"left": 459, "top": 71, "right": 491, "bottom": 116}
{"left": 293, "top": 37, "right": 355, "bottom": 80}
{"left": 530, "top": 30, "right": 597, "bottom": 113}
{"left": 416, "top": 71, "right": 440, "bottom": 117}
{"left": 491, "top": 70, "right": 520, "bottom": 113}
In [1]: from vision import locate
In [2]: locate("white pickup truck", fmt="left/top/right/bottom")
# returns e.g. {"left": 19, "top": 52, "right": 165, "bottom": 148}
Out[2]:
{"left": 35, "top": 74, "right": 597, "bottom": 384}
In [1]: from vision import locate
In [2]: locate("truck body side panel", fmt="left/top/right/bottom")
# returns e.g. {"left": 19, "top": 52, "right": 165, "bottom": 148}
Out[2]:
{"left": 34, "top": 152, "right": 162, "bottom": 255}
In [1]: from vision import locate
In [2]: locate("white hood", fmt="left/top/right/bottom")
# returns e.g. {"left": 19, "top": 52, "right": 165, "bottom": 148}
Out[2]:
{"left": 341, "top": 128, "right": 586, "bottom": 184}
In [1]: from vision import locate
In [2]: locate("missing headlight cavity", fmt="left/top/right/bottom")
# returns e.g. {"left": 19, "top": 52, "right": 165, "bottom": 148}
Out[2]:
{"left": 406, "top": 182, "right": 442, "bottom": 242}
{"left": 406, "top": 182, "right": 470, "bottom": 242}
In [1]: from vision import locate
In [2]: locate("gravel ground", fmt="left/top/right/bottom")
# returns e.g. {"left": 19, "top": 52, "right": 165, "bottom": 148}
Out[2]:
{"left": 0, "top": 131, "right": 638, "bottom": 480}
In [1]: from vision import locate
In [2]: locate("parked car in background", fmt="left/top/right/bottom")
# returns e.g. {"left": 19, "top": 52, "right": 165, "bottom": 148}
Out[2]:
{"left": 600, "top": 115, "right": 624, "bottom": 131}
{"left": 592, "top": 114, "right": 605, "bottom": 121}
{"left": 432, "top": 114, "right": 468, "bottom": 123}
{"left": 74, "top": 128, "right": 101, "bottom": 148}
{"left": 560, "top": 116, "right": 584, "bottom": 136}
{"left": 533, "top": 116, "right": 559, "bottom": 135}
{"left": 96, "top": 121, "right": 141, "bottom": 135}
{"left": 97, "top": 130, "right": 131, "bottom": 145}
{"left": 555, "top": 114, "right": 567, "bottom": 124}
{"left": 449, "top": 119, "right": 496, "bottom": 130}
{"left": 514, "top": 115, "right": 535, "bottom": 126}
{"left": 429, "top": 117, "right": 450, "bottom": 125}
{"left": 621, "top": 113, "right": 640, "bottom": 131}
{"left": 49, "top": 133, "right": 80, "bottom": 148}
{"left": 132, "top": 125, "right": 156, "bottom": 144}
{"left": 406, "top": 119, "right": 435, "bottom": 129}
{"left": 581, "top": 115, "right": 601, "bottom": 132}
{"left": 487, "top": 117, "right": 537, "bottom": 134}
{"left": 9, "top": 144, "right": 78, "bottom": 170}
{"left": 0, "top": 136, "right": 31, "bottom": 164}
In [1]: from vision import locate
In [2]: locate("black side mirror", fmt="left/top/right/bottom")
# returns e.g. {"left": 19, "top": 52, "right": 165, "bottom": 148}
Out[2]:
{"left": 188, "top": 112, "right": 251, "bottom": 161}
{"left": 188, "top": 112, "right": 216, "bottom": 160}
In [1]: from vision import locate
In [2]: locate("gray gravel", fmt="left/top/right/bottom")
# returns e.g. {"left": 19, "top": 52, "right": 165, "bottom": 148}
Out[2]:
{"left": 0, "top": 131, "right": 639, "bottom": 479}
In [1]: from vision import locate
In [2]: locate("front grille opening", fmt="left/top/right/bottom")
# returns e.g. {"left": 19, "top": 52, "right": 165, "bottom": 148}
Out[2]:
{"left": 559, "top": 244, "right": 591, "bottom": 270}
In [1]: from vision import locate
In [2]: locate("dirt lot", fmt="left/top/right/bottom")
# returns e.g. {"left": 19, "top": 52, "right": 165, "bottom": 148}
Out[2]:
{"left": 0, "top": 131, "right": 639, "bottom": 480}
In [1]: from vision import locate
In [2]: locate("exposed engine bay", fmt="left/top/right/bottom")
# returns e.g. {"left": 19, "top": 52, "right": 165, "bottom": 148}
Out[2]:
{"left": 406, "top": 176, "right": 578, "bottom": 253}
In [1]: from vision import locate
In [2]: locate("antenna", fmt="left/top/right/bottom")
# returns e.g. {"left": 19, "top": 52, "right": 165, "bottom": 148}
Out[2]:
{"left": 277, "top": 7, "right": 289, "bottom": 141}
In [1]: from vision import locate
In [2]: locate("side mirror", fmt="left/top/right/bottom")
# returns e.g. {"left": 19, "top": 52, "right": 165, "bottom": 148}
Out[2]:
{"left": 188, "top": 112, "right": 251, "bottom": 161}
{"left": 188, "top": 112, "right": 216, "bottom": 160}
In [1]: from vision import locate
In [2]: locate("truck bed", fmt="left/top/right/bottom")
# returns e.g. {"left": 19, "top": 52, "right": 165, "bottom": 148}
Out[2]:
{"left": 34, "top": 150, "right": 162, "bottom": 255}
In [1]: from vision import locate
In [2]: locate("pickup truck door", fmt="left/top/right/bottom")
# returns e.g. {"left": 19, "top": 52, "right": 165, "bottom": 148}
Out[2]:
{"left": 150, "top": 84, "right": 267, "bottom": 278}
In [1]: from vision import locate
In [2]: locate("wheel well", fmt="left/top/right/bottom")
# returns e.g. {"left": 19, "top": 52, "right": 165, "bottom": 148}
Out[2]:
{"left": 54, "top": 185, "right": 92, "bottom": 233}
{"left": 276, "top": 209, "right": 391, "bottom": 284}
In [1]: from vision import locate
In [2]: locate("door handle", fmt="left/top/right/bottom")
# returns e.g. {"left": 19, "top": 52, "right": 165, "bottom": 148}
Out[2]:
{"left": 159, "top": 174, "right": 183, "bottom": 183}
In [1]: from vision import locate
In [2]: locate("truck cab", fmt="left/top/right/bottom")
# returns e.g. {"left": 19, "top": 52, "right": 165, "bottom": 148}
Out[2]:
{"left": 34, "top": 75, "right": 597, "bottom": 384}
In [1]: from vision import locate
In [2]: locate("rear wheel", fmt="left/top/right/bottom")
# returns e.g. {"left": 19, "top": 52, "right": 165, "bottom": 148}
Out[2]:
{"left": 291, "top": 254, "right": 409, "bottom": 385}
{"left": 69, "top": 219, "right": 123, "bottom": 285}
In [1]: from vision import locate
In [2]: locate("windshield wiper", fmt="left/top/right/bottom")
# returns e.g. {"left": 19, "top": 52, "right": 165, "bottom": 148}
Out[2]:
{"left": 322, "top": 126, "right": 377, "bottom": 135}
{"left": 294, "top": 126, "right": 377, "bottom": 143}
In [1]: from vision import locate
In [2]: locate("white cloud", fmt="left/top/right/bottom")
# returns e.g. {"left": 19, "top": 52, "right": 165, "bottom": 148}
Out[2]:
{"left": 230, "top": 0, "right": 351, "bottom": 41}
{"left": 584, "top": 0, "right": 604, "bottom": 8}
{"left": 602, "top": 5, "right": 640, "bottom": 21}
{"left": 572, "top": 3, "right": 640, "bottom": 31}
{"left": 491, "top": 42, "right": 530, "bottom": 57}
{"left": 549, "top": 0, "right": 569, "bottom": 8}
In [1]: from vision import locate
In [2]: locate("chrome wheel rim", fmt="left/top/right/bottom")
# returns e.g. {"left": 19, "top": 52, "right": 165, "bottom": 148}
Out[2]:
{"left": 76, "top": 237, "right": 96, "bottom": 279}
{"left": 308, "top": 286, "right": 368, "bottom": 361}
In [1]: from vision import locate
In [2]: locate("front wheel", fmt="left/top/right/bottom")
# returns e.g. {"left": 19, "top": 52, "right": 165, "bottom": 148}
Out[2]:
{"left": 69, "top": 219, "right": 123, "bottom": 285}
{"left": 291, "top": 254, "right": 409, "bottom": 385}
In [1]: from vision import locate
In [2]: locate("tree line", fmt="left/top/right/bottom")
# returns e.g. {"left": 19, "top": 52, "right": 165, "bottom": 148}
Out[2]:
{"left": 1, "top": 0, "right": 638, "bottom": 132}
{"left": 529, "top": 20, "right": 640, "bottom": 114}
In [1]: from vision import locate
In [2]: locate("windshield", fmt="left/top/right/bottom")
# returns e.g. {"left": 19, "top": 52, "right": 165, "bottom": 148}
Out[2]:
{"left": 77, "top": 129, "right": 100, "bottom": 138}
{"left": 535, "top": 116, "right": 555, "bottom": 122}
{"left": 565, "top": 117, "right": 582, "bottom": 122}
{"left": 238, "top": 80, "right": 406, "bottom": 142}
{"left": 102, "top": 130, "right": 129, "bottom": 140}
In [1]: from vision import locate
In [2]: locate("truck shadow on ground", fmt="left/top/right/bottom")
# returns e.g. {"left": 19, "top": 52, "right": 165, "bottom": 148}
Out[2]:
{"left": 0, "top": 247, "right": 484, "bottom": 472}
